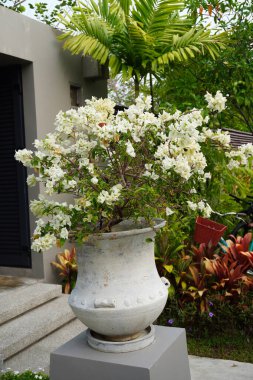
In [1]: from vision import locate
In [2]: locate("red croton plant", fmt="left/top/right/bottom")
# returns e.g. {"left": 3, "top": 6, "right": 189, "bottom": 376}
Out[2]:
{"left": 51, "top": 246, "right": 77, "bottom": 294}
{"left": 163, "top": 233, "right": 253, "bottom": 313}
{"left": 223, "top": 233, "right": 253, "bottom": 271}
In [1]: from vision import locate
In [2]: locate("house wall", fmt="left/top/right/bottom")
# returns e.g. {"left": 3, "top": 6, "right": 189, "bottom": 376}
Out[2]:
{"left": 0, "top": 7, "right": 107, "bottom": 282}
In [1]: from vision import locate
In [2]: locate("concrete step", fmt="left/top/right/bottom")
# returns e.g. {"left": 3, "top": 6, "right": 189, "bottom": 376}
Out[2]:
{"left": 0, "top": 276, "right": 42, "bottom": 294}
{"left": 4, "top": 319, "right": 86, "bottom": 374}
{"left": 0, "top": 295, "right": 75, "bottom": 359}
{"left": 0, "top": 283, "right": 62, "bottom": 325}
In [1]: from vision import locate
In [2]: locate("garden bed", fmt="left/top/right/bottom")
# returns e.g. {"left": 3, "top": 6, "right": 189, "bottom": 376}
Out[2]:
{"left": 188, "top": 331, "right": 253, "bottom": 363}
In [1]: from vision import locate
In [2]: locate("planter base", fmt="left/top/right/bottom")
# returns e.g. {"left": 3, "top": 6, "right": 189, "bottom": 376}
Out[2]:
{"left": 87, "top": 325, "right": 155, "bottom": 353}
{"left": 50, "top": 326, "right": 191, "bottom": 380}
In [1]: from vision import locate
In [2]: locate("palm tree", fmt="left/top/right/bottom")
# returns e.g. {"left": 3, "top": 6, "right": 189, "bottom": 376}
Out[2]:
{"left": 58, "top": 0, "right": 226, "bottom": 105}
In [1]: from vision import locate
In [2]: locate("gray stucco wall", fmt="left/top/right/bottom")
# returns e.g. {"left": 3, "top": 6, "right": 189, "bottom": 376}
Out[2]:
{"left": 0, "top": 7, "right": 107, "bottom": 282}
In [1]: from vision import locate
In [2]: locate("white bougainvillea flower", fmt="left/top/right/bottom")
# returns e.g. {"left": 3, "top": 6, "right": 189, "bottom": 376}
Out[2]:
{"left": 166, "top": 207, "right": 174, "bottom": 216}
{"left": 125, "top": 140, "right": 136, "bottom": 158}
{"left": 14, "top": 93, "right": 253, "bottom": 251}
{"left": 15, "top": 149, "right": 33, "bottom": 167}
{"left": 205, "top": 91, "right": 227, "bottom": 113}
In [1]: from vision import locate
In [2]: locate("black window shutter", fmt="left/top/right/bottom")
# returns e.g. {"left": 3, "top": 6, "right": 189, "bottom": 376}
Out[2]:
{"left": 0, "top": 65, "right": 31, "bottom": 268}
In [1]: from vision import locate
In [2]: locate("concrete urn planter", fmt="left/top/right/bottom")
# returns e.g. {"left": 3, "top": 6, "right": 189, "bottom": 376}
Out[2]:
{"left": 68, "top": 218, "right": 169, "bottom": 352}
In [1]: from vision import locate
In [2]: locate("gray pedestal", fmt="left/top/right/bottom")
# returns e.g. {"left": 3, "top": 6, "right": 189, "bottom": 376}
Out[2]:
{"left": 50, "top": 326, "right": 191, "bottom": 380}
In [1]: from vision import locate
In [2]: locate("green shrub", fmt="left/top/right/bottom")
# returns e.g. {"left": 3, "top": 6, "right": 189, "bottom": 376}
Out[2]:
{"left": 0, "top": 370, "right": 49, "bottom": 380}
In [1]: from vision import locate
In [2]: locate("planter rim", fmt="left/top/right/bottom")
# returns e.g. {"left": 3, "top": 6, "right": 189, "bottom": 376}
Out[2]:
{"left": 195, "top": 216, "right": 227, "bottom": 231}
{"left": 86, "top": 218, "right": 166, "bottom": 241}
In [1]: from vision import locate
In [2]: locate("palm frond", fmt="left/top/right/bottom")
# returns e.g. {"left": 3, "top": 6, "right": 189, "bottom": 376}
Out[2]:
{"left": 58, "top": 0, "right": 227, "bottom": 89}
{"left": 152, "top": 28, "right": 226, "bottom": 70}
{"left": 102, "top": 0, "right": 127, "bottom": 28}
{"left": 58, "top": 8, "right": 113, "bottom": 64}
{"left": 68, "top": 1, "right": 125, "bottom": 33}
{"left": 126, "top": 18, "right": 154, "bottom": 59}
{"left": 109, "top": 54, "right": 122, "bottom": 76}
{"left": 132, "top": 0, "right": 184, "bottom": 34}
{"left": 62, "top": 34, "right": 110, "bottom": 64}
{"left": 113, "top": 0, "right": 132, "bottom": 15}
{"left": 157, "top": 15, "right": 195, "bottom": 44}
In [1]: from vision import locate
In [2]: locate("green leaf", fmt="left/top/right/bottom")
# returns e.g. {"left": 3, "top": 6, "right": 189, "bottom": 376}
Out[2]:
{"left": 168, "top": 284, "right": 175, "bottom": 298}
{"left": 181, "top": 281, "right": 187, "bottom": 290}
{"left": 171, "top": 244, "right": 186, "bottom": 255}
{"left": 163, "top": 264, "right": 174, "bottom": 273}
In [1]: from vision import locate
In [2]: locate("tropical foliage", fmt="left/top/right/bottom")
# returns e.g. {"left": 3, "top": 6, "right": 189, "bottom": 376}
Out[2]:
{"left": 158, "top": 233, "right": 253, "bottom": 319}
{"left": 51, "top": 247, "right": 77, "bottom": 293}
{"left": 58, "top": 0, "right": 226, "bottom": 99}
{"left": 155, "top": 0, "right": 253, "bottom": 132}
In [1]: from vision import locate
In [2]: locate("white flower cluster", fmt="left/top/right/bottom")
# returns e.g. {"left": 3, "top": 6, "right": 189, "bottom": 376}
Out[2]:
{"left": 15, "top": 149, "right": 33, "bottom": 167}
{"left": 204, "top": 91, "right": 227, "bottom": 113}
{"left": 85, "top": 97, "right": 115, "bottom": 119}
{"left": 166, "top": 207, "right": 174, "bottom": 216}
{"left": 14, "top": 93, "right": 253, "bottom": 252}
{"left": 30, "top": 196, "right": 73, "bottom": 251}
{"left": 187, "top": 200, "right": 213, "bottom": 218}
{"left": 154, "top": 109, "right": 209, "bottom": 181}
{"left": 126, "top": 140, "right": 136, "bottom": 157}
{"left": 32, "top": 233, "right": 57, "bottom": 252}
{"left": 30, "top": 196, "right": 68, "bottom": 216}
{"left": 27, "top": 174, "right": 38, "bottom": 187}
{"left": 143, "top": 164, "right": 159, "bottom": 180}
{"left": 226, "top": 143, "right": 253, "bottom": 170}
{"left": 202, "top": 127, "right": 230, "bottom": 147}
{"left": 97, "top": 184, "right": 123, "bottom": 206}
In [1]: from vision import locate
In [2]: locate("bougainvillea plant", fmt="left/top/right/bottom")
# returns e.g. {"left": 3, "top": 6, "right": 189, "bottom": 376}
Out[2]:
{"left": 15, "top": 92, "right": 253, "bottom": 252}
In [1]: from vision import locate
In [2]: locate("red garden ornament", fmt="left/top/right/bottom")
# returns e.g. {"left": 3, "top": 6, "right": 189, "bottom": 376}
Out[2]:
{"left": 194, "top": 216, "right": 227, "bottom": 245}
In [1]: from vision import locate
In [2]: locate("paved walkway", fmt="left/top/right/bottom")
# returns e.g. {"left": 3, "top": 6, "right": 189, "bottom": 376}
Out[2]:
{"left": 189, "top": 356, "right": 253, "bottom": 380}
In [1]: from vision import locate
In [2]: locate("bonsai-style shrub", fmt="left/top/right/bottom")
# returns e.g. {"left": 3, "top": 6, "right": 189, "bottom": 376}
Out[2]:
{"left": 15, "top": 92, "right": 253, "bottom": 252}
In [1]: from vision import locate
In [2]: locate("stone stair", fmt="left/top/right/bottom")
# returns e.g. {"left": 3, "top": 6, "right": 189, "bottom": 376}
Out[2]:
{"left": 0, "top": 282, "right": 62, "bottom": 325}
{"left": 0, "top": 278, "right": 85, "bottom": 373}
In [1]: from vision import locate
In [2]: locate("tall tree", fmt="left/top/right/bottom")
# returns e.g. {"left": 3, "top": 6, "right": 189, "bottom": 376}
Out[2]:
{"left": 58, "top": 0, "right": 226, "bottom": 103}
{"left": 0, "top": 0, "right": 27, "bottom": 13}
{"left": 0, "top": 0, "right": 76, "bottom": 25}
{"left": 155, "top": 0, "right": 253, "bottom": 132}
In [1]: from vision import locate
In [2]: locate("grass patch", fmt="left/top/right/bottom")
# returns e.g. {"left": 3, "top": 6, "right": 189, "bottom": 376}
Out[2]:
{"left": 187, "top": 330, "right": 253, "bottom": 363}
{"left": 158, "top": 293, "right": 253, "bottom": 363}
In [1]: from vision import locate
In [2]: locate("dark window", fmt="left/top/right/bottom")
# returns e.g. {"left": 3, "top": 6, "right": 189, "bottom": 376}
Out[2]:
{"left": 0, "top": 65, "right": 31, "bottom": 268}
{"left": 70, "top": 85, "right": 81, "bottom": 108}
